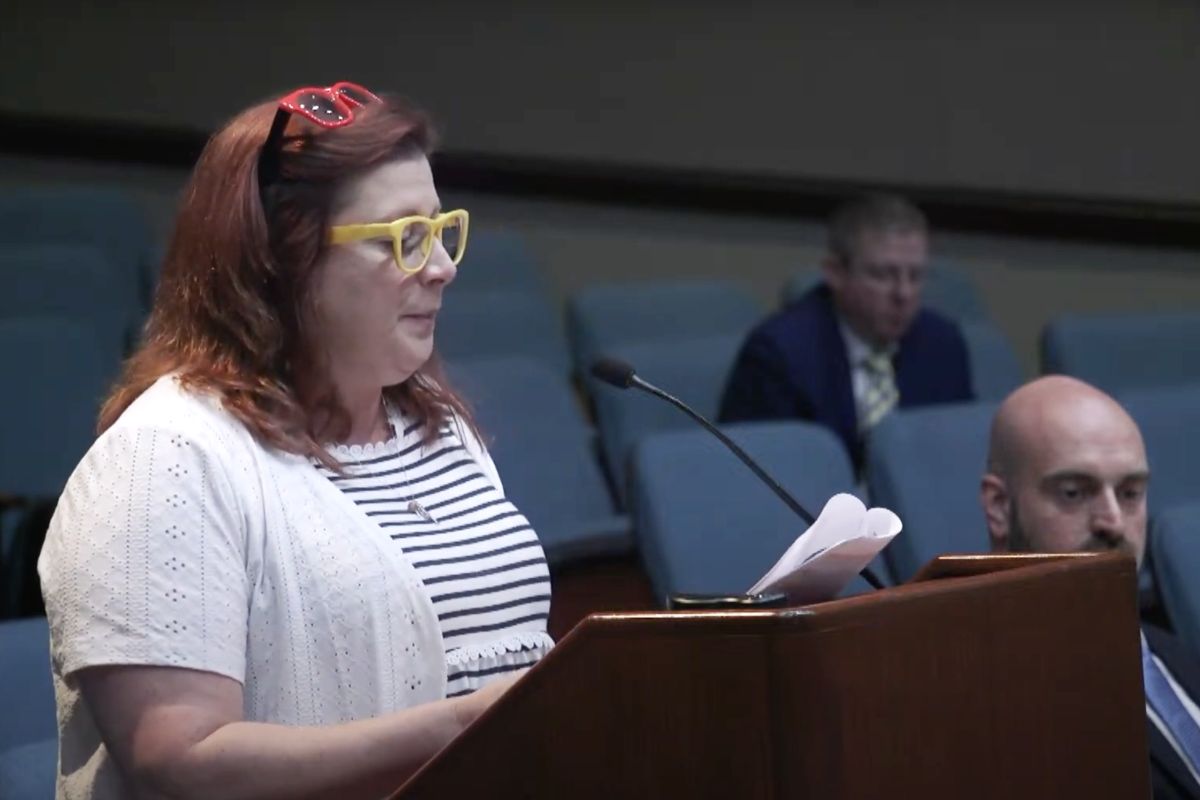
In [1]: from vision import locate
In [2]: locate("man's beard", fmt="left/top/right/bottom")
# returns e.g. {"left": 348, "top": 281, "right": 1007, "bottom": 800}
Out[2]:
{"left": 1007, "top": 501, "right": 1138, "bottom": 561}
{"left": 1007, "top": 502, "right": 1035, "bottom": 553}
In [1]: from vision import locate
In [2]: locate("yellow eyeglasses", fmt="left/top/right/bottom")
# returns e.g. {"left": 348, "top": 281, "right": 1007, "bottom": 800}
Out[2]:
{"left": 329, "top": 209, "right": 469, "bottom": 274}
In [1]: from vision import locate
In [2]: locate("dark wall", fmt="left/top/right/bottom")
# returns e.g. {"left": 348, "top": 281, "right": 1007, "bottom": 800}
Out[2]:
{"left": 5, "top": 0, "right": 1198, "bottom": 205}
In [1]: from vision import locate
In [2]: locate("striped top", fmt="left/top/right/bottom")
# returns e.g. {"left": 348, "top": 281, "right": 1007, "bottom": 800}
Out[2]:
{"left": 317, "top": 412, "right": 553, "bottom": 697}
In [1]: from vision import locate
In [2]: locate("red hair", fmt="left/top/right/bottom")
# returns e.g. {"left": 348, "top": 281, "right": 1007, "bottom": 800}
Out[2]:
{"left": 100, "top": 92, "right": 476, "bottom": 466}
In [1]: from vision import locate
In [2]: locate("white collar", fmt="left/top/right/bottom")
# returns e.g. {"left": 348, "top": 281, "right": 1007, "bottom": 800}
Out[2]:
{"left": 837, "top": 316, "right": 898, "bottom": 366}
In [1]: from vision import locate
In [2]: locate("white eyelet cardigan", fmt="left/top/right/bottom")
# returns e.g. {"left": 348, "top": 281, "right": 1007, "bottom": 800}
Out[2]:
{"left": 38, "top": 376, "right": 502, "bottom": 799}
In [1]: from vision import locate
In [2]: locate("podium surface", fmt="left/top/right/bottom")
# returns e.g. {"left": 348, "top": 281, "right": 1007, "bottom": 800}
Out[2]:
{"left": 394, "top": 552, "right": 1148, "bottom": 799}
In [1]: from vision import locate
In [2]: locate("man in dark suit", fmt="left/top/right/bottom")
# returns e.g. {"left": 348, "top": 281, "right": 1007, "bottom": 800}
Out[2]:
{"left": 981, "top": 375, "right": 1200, "bottom": 800}
{"left": 719, "top": 193, "right": 972, "bottom": 467}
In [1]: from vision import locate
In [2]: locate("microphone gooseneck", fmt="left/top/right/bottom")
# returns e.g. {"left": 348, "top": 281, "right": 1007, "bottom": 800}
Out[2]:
{"left": 591, "top": 356, "right": 884, "bottom": 591}
{"left": 593, "top": 358, "right": 815, "bottom": 525}
{"left": 590, "top": 356, "right": 637, "bottom": 390}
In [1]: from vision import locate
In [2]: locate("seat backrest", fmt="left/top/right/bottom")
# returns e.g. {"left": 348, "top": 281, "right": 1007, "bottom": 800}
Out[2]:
{"left": 0, "top": 185, "right": 152, "bottom": 312}
{"left": 567, "top": 280, "right": 761, "bottom": 378}
{"left": 866, "top": 401, "right": 998, "bottom": 581}
{"left": 960, "top": 321, "right": 1024, "bottom": 401}
{"left": 0, "top": 244, "right": 135, "bottom": 361}
{"left": 453, "top": 228, "right": 548, "bottom": 295}
{"left": 630, "top": 421, "right": 855, "bottom": 602}
{"left": 0, "top": 737, "right": 58, "bottom": 800}
{"left": 921, "top": 264, "right": 989, "bottom": 322}
{"left": 1041, "top": 311, "right": 1200, "bottom": 393}
{"left": 0, "top": 616, "right": 56, "bottom": 751}
{"left": 592, "top": 333, "right": 744, "bottom": 507}
{"left": 437, "top": 289, "right": 571, "bottom": 375}
{"left": 0, "top": 317, "right": 109, "bottom": 499}
{"left": 1118, "top": 384, "right": 1200, "bottom": 515}
{"left": 780, "top": 263, "right": 987, "bottom": 322}
{"left": 448, "top": 356, "right": 627, "bottom": 564}
{"left": 1150, "top": 502, "right": 1200, "bottom": 656}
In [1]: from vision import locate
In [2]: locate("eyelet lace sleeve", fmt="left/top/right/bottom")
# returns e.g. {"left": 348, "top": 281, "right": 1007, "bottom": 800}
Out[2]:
{"left": 39, "top": 423, "right": 250, "bottom": 683}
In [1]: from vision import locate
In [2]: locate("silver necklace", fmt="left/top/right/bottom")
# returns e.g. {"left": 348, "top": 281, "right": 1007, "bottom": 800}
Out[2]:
{"left": 378, "top": 400, "right": 438, "bottom": 524}
{"left": 407, "top": 496, "right": 437, "bottom": 524}
{"left": 335, "top": 399, "right": 438, "bottom": 525}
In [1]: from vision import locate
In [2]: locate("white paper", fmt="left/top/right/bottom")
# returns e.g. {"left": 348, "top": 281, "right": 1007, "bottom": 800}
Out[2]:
{"left": 747, "top": 493, "right": 902, "bottom": 604}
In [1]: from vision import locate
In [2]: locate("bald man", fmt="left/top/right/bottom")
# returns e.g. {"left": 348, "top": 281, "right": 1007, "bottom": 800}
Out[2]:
{"left": 982, "top": 376, "right": 1200, "bottom": 800}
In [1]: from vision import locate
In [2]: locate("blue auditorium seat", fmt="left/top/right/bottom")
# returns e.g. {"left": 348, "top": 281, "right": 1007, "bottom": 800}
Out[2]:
{"left": 0, "top": 317, "right": 109, "bottom": 502}
{"left": 0, "top": 616, "right": 56, "bottom": 752}
{"left": 1150, "top": 502, "right": 1200, "bottom": 656}
{"left": 1118, "top": 384, "right": 1200, "bottom": 515}
{"left": 591, "top": 333, "right": 743, "bottom": 508}
{"left": 630, "top": 421, "right": 888, "bottom": 604}
{"left": 0, "top": 244, "right": 134, "bottom": 362}
{"left": 0, "top": 737, "right": 56, "bottom": 800}
{"left": 0, "top": 184, "right": 153, "bottom": 314}
{"left": 447, "top": 356, "right": 629, "bottom": 565}
{"left": 0, "top": 615, "right": 56, "bottom": 797}
{"left": 0, "top": 317, "right": 111, "bottom": 615}
{"left": 454, "top": 227, "right": 549, "bottom": 296}
{"left": 566, "top": 279, "right": 761, "bottom": 380}
{"left": 960, "top": 321, "right": 1024, "bottom": 401}
{"left": 866, "top": 402, "right": 998, "bottom": 582}
{"left": 437, "top": 289, "right": 571, "bottom": 375}
{"left": 1041, "top": 311, "right": 1200, "bottom": 393}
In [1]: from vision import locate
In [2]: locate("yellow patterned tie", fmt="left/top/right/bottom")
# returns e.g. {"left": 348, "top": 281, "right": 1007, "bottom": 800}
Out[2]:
{"left": 860, "top": 351, "right": 899, "bottom": 432}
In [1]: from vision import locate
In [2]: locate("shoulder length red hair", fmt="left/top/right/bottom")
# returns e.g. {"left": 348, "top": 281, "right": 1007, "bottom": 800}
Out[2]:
{"left": 100, "top": 91, "right": 476, "bottom": 465}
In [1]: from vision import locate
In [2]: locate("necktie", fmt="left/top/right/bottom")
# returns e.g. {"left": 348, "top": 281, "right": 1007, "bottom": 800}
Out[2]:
{"left": 860, "top": 351, "right": 898, "bottom": 432}
{"left": 1143, "top": 635, "right": 1200, "bottom": 776}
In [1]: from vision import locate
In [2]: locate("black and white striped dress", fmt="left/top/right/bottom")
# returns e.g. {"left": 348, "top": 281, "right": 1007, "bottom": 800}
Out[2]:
{"left": 317, "top": 412, "right": 553, "bottom": 697}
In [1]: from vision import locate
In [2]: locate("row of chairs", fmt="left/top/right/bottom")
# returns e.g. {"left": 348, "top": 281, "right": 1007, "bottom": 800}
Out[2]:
{"left": 6, "top": 184, "right": 1200, "bottom": 398}
{"left": 2, "top": 190, "right": 1197, "bottom": 604}
{"left": 455, "top": 337, "right": 1200, "bottom": 594}
{"left": 10, "top": 182, "right": 1198, "bottom": 401}
{"left": 440, "top": 274, "right": 1026, "bottom": 389}
{"left": 446, "top": 271, "right": 1200, "bottom": 394}
{"left": 632, "top": 382, "right": 1200, "bottom": 611}
{"left": 4, "top": 342, "right": 1175, "bottom": 614}
{"left": 433, "top": 223, "right": 1200, "bottom": 403}
{"left": 2, "top": 245, "right": 1195, "bottom": 600}
{"left": 0, "top": 203, "right": 1028, "bottom": 529}
{"left": 4, "top": 190, "right": 1199, "bottom": 582}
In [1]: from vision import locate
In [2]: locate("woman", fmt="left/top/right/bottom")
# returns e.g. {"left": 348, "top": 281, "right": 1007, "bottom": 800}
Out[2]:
{"left": 38, "top": 82, "right": 553, "bottom": 799}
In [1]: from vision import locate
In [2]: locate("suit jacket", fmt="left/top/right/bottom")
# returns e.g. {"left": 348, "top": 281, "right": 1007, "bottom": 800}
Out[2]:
{"left": 1146, "top": 625, "right": 1200, "bottom": 800}
{"left": 718, "top": 285, "right": 973, "bottom": 466}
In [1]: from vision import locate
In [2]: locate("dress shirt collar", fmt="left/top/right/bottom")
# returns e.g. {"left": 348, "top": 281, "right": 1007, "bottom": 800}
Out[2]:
{"left": 837, "top": 315, "right": 899, "bottom": 366}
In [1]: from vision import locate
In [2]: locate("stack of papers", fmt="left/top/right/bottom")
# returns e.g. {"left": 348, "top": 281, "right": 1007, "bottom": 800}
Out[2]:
{"left": 748, "top": 493, "right": 902, "bottom": 604}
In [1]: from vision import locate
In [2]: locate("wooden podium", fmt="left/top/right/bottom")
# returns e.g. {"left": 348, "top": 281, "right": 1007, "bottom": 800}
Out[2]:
{"left": 392, "top": 552, "right": 1149, "bottom": 799}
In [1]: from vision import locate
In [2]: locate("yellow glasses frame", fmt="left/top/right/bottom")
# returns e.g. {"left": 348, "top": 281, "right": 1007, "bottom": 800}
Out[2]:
{"left": 328, "top": 209, "right": 470, "bottom": 274}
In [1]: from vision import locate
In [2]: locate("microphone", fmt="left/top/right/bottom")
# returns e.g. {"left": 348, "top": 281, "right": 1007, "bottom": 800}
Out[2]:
{"left": 591, "top": 356, "right": 884, "bottom": 592}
